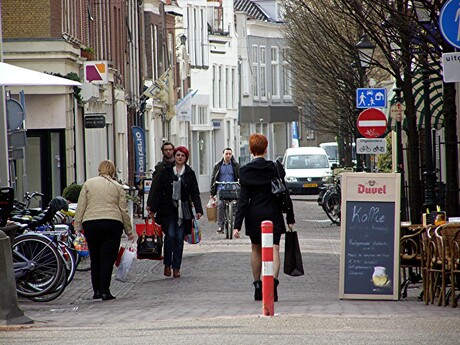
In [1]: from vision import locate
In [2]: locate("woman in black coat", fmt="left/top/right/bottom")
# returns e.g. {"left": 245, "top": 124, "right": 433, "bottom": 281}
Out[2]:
{"left": 148, "top": 146, "right": 203, "bottom": 278}
{"left": 233, "top": 134, "right": 295, "bottom": 302}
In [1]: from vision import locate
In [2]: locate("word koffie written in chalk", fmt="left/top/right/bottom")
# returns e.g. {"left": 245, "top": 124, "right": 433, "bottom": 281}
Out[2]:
{"left": 351, "top": 205, "right": 384, "bottom": 223}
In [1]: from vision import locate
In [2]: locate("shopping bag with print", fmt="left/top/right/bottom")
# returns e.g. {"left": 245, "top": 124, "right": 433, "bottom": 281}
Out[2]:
{"left": 116, "top": 242, "right": 137, "bottom": 282}
{"left": 185, "top": 218, "right": 201, "bottom": 244}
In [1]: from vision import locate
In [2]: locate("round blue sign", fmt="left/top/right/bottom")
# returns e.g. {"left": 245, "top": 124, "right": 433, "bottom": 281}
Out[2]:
{"left": 439, "top": 0, "right": 460, "bottom": 49}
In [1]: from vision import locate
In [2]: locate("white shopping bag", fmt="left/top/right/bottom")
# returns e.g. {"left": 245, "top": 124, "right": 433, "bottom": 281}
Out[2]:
{"left": 115, "top": 243, "right": 137, "bottom": 282}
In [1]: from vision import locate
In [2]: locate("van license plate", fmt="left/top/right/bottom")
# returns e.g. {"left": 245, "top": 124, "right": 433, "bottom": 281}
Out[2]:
{"left": 303, "top": 183, "right": 317, "bottom": 188}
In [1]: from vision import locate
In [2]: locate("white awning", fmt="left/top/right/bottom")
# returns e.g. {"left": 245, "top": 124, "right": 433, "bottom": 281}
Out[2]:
{"left": 0, "top": 62, "right": 81, "bottom": 86}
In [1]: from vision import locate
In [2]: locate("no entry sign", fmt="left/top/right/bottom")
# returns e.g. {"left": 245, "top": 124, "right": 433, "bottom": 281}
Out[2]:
{"left": 357, "top": 108, "right": 388, "bottom": 138}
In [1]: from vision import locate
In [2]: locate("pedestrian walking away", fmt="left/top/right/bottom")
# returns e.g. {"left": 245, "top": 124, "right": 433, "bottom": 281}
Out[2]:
{"left": 210, "top": 148, "right": 240, "bottom": 234}
{"left": 74, "top": 159, "right": 134, "bottom": 301}
{"left": 233, "top": 134, "right": 295, "bottom": 302}
{"left": 147, "top": 146, "right": 203, "bottom": 278}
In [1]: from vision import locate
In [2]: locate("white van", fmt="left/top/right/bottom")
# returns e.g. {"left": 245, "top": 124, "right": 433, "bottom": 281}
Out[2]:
{"left": 319, "top": 141, "right": 357, "bottom": 167}
{"left": 282, "top": 147, "right": 331, "bottom": 195}
{"left": 319, "top": 142, "right": 339, "bottom": 167}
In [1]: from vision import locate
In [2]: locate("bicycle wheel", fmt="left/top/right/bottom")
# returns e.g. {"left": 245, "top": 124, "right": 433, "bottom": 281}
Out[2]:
{"left": 27, "top": 266, "right": 68, "bottom": 302}
{"left": 323, "top": 192, "right": 341, "bottom": 225}
{"left": 59, "top": 243, "right": 77, "bottom": 286}
{"left": 75, "top": 252, "right": 91, "bottom": 271}
{"left": 225, "top": 201, "right": 233, "bottom": 240}
{"left": 228, "top": 201, "right": 235, "bottom": 240}
{"left": 13, "top": 234, "right": 64, "bottom": 297}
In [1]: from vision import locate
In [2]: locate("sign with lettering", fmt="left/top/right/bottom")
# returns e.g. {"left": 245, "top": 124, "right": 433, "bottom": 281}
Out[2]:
{"left": 356, "top": 138, "right": 386, "bottom": 155}
{"left": 339, "top": 173, "right": 401, "bottom": 300}
{"left": 442, "top": 52, "right": 460, "bottom": 83}
{"left": 84, "top": 115, "right": 106, "bottom": 128}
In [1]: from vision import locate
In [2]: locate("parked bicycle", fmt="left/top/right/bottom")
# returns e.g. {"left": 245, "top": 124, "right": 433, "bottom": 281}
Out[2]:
{"left": 6, "top": 193, "right": 86, "bottom": 301}
{"left": 318, "top": 173, "right": 341, "bottom": 225}
{"left": 216, "top": 181, "right": 240, "bottom": 239}
{"left": 13, "top": 231, "right": 65, "bottom": 299}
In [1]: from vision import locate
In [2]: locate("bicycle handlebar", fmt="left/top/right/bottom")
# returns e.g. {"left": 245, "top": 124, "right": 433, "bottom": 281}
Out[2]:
{"left": 24, "top": 192, "right": 44, "bottom": 200}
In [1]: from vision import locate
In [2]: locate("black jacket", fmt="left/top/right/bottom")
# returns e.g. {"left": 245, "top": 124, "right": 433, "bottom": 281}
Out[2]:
{"left": 148, "top": 164, "right": 203, "bottom": 235}
{"left": 210, "top": 157, "right": 240, "bottom": 196}
{"left": 146, "top": 159, "right": 174, "bottom": 208}
{"left": 233, "top": 158, "right": 295, "bottom": 236}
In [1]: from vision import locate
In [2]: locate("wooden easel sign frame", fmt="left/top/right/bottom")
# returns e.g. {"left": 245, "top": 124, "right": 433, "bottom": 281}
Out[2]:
{"left": 339, "top": 173, "right": 401, "bottom": 300}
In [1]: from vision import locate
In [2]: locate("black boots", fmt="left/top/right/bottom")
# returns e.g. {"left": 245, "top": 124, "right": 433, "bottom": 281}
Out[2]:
{"left": 253, "top": 279, "right": 279, "bottom": 302}
{"left": 274, "top": 278, "right": 279, "bottom": 302}
{"left": 253, "top": 280, "right": 262, "bottom": 301}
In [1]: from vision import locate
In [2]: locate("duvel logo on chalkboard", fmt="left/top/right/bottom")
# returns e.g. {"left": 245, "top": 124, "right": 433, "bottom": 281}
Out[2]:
{"left": 339, "top": 173, "right": 401, "bottom": 301}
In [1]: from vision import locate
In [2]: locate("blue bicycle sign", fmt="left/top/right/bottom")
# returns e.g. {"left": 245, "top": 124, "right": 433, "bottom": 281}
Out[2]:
{"left": 439, "top": 0, "right": 460, "bottom": 49}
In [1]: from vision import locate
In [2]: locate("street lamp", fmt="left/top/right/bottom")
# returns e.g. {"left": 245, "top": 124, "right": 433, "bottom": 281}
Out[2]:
{"left": 355, "top": 34, "right": 375, "bottom": 171}
{"left": 356, "top": 34, "right": 376, "bottom": 69}
{"left": 414, "top": 2, "right": 436, "bottom": 211}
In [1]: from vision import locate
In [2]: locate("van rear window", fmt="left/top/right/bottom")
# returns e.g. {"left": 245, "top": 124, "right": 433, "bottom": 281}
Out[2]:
{"left": 286, "top": 155, "right": 329, "bottom": 169}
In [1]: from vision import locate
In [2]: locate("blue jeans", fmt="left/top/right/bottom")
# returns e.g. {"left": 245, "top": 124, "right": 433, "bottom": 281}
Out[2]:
{"left": 164, "top": 215, "right": 185, "bottom": 270}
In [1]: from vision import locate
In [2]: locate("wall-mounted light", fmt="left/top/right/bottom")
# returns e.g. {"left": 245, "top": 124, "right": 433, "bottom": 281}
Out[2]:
{"left": 180, "top": 34, "right": 187, "bottom": 46}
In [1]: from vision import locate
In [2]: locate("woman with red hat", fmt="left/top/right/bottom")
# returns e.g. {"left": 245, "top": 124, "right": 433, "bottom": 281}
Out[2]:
{"left": 148, "top": 146, "right": 203, "bottom": 278}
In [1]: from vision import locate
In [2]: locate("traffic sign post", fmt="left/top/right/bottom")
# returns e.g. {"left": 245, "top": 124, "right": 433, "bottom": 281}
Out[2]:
{"left": 357, "top": 108, "right": 388, "bottom": 138}
{"left": 356, "top": 88, "right": 387, "bottom": 108}
{"left": 356, "top": 138, "right": 387, "bottom": 155}
{"left": 390, "top": 102, "right": 405, "bottom": 122}
{"left": 442, "top": 52, "right": 460, "bottom": 83}
{"left": 439, "top": 0, "right": 460, "bottom": 49}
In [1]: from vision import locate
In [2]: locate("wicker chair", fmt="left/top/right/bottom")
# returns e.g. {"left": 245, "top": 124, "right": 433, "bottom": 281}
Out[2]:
{"left": 399, "top": 225, "right": 425, "bottom": 299}
{"left": 433, "top": 223, "right": 460, "bottom": 307}
{"left": 448, "top": 226, "right": 460, "bottom": 307}
{"left": 425, "top": 224, "right": 442, "bottom": 305}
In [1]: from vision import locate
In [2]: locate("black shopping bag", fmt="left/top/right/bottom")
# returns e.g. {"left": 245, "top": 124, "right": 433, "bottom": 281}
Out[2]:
{"left": 284, "top": 230, "right": 304, "bottom": 276}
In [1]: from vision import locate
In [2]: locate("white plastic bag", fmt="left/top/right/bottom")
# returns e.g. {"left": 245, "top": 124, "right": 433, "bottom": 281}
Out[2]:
{"left": 115, "top": 243, "right": 136, "bottom": 282}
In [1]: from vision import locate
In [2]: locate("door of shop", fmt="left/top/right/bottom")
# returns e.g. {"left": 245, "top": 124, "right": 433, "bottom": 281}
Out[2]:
{"left": 22, "top": 130, "right": 66, "bottom": 206}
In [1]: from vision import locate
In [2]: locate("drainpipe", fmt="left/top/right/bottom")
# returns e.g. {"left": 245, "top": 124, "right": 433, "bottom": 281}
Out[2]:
{"left": 0, "top": 4, "right": 10, "bottom": 186}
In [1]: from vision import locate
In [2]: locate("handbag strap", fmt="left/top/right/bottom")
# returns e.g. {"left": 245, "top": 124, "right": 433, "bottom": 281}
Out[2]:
{"left": 144, "top": 217, "right": 162, "bottom": 236}
{"left": 273, "top": 161, "right": 281, "bottom": 179}
{"left": 143, "top": 219, "right": 149, "bottom": 236}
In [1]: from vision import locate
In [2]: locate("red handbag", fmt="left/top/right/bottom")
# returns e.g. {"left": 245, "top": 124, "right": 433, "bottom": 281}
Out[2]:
{"left": 136, "top": 218, "right": 163, "bottom": 260}
{"left": 136, "top": 218, "right": 161, "bottom": 236}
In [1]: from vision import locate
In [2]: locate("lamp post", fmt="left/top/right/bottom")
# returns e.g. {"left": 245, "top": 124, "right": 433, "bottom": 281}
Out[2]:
{"left": 393, "top": 86, "right": 408, "bottom": 220}
{"left": 355, "top": 34, "right": 376, "bottom": 172}
{"left": 414, "top": 1, "right": 436, "bottom": 211}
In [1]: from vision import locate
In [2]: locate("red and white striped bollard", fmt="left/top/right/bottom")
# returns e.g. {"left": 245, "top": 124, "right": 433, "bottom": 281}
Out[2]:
{"left": 261, "top": 220, "right": 274, "bottom": 316}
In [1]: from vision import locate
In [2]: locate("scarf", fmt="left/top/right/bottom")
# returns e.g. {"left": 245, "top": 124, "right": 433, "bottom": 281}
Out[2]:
{"left": 172, "top": 165, "right": 185, "bottom": 225}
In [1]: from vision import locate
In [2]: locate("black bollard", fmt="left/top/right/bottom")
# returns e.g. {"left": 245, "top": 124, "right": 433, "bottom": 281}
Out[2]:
{"left": 0, "top": 230, "right": 33, "bottom": 325}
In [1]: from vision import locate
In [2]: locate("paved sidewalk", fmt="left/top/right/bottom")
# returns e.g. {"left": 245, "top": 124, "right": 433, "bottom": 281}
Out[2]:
{"left": 13, "top": 194, "right": 458, "bottom": 327}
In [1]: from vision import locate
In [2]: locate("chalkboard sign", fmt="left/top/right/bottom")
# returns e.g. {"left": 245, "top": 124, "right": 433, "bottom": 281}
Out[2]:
{"left": 339, "top": 173, "right": 400, "bottom": 300}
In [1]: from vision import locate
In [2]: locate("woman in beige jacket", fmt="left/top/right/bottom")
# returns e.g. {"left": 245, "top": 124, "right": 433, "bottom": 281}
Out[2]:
{"left": 75, "top": 160, "right": 134, "bottom": 301}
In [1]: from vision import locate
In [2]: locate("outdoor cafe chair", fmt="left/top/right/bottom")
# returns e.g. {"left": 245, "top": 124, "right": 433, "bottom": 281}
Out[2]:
{"left": 399, "top": 224, "right": 425, "bottom": 299}
{"left": 425, "top": 224, "right": 443, "bottom": 305}
{"left": 433, "top": 223, "right": 460, "bottom": 307}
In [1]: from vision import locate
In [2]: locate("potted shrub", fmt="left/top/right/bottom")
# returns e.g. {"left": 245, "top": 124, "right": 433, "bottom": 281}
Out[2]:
{"left": 62, "top": 183, "right": 82, "bottom": 203}
{"left": 80, "top": 47, "right": 95, "bottom": 60}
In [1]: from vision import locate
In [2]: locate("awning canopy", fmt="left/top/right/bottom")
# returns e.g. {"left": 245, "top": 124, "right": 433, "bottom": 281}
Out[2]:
{"left": 386, "top": 66, "right": 444, "bottom": 131}
{"left": 0, "top": 62, "right": 81, "bottom": 87}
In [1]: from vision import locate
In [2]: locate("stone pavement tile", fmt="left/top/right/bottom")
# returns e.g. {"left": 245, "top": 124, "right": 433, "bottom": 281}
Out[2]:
{"left": 14, "top": 195, "right": 459, "bottom": 327}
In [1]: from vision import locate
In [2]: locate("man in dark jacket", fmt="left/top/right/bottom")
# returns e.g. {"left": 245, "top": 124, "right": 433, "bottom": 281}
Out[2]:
{"left": 146, "top": 142, "right": 175, "bottom": 210}
{"left": 210, "top": 148, "right": 240, "bottom": 233}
